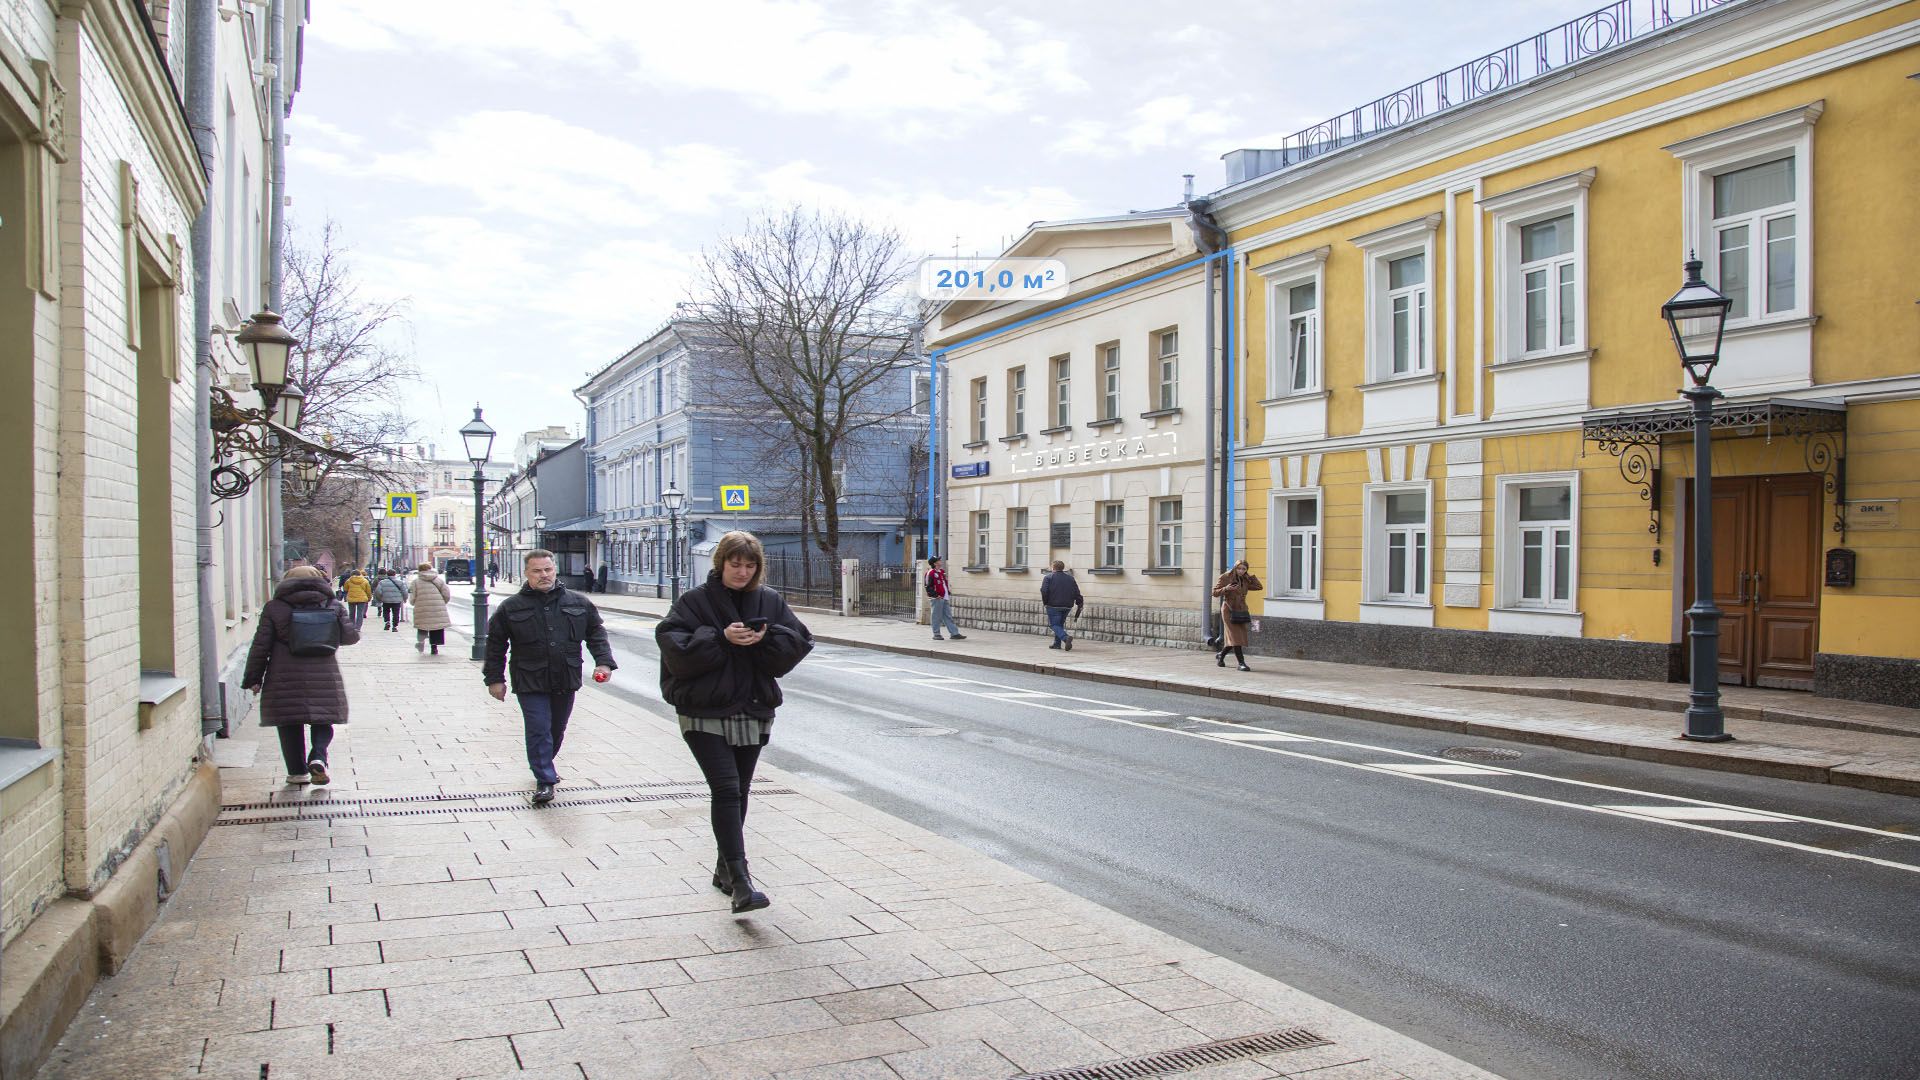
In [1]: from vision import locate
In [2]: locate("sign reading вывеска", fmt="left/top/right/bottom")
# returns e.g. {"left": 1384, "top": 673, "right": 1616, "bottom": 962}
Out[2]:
{"left": 1010, "top": 432, "right": 1177, "bottom": 475}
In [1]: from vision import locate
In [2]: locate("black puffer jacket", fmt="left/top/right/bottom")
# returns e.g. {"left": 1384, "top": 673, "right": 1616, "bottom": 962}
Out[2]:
{"left": 656, "top": 570, "right": 812, "bottom": 719}
{"left": 482, "top": 582, "right": 616, "bottom": 694}
{"left": 243, "top": 577, "right": 361, "bottom": 727}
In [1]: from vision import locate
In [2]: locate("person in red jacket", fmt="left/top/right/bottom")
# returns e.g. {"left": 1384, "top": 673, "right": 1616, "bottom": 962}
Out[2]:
{"left": 925, "top": 556, "right": 966, "bottom": 641}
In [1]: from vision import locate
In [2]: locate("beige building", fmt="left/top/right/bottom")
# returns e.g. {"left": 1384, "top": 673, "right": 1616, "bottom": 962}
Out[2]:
{"left": 928, "top": 210, "right": 1222, "bottom": 643}
{"left": 1, "top": 1, "right": 311, "bottom": 1072}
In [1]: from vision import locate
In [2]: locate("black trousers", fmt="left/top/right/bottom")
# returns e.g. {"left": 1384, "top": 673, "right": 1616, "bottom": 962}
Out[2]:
{"left": 276, "top": 725, "right": 334, "bottom": 775}
{"left": 682, "top": 731, "right": 766, "bottom": 861}
{"left": 380, "top": 602, "right": 401, "bottom": 629}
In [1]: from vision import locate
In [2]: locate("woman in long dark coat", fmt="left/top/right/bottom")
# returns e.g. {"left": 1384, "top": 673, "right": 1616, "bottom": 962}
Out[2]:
{"left": 655, "top": 530, "right": 812, "bottom": 913}
{"left": 243, "top": 565, "right": 360, "bottom": 785}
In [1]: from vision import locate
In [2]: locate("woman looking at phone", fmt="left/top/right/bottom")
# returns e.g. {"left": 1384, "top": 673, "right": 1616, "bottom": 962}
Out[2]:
{"left": 655, "top": 530, "right": 813, "bottom": 912}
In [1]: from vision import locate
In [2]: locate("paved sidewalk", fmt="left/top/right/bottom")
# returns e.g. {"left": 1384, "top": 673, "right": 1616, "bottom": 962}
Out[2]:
{"left": 582, "top": 591, "right": 1920, "bottom": 799}
{"left": 39, "top": 614, "right": 1499, "bottom": 1079}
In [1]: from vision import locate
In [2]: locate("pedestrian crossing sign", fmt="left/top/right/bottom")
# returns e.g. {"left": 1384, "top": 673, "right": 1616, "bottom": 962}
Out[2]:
{"left": 720, "top": 485, "right": 750, "bottom": 511}
{"left": 385, "top": 493, "right": 418, "bottom": 518}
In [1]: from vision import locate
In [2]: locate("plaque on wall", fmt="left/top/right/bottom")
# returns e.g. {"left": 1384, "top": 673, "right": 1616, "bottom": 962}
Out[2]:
{"left": 1850, "top": 500, "right": 1899, "bottom": 530}
{"left": 1824, "top": 548, "right": 1857, "bottom": 588}
{"left": 1050, "top": 523, "right": 1071, "bottom": 549}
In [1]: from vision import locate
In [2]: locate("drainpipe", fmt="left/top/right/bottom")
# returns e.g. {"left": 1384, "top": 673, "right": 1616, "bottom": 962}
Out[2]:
{"left": 1186, "top": 196, "right": 1228, "bottom": 640}
{"left": 187, "top": 0, "right": 222, "bottom": 735}
{"left": 263, "top": 0, "right": 287, "bottom": 579}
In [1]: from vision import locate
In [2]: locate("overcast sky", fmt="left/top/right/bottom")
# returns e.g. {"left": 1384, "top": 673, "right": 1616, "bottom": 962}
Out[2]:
{"left": 290, "top": 0, "right": 1616, "bottom": 455}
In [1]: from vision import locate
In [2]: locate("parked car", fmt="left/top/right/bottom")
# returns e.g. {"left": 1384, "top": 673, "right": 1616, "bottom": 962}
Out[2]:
{"left": 443, "top": 558, "right": 472, "bottom": 583}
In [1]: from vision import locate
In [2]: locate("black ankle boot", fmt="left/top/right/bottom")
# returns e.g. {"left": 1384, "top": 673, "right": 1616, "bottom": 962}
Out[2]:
{"left": 1216, "top": 652, "right": 1225, "bottom": 667}
{"left": 725, "top": 858, "right": 769, "bottom": 913}
{"left": 711, "top": 855, "right": 732, "bottom": 893}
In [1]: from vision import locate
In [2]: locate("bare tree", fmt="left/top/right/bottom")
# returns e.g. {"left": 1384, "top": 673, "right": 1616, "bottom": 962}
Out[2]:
{"left": 280, "top": 221, "right": 420, "bottom": 559}
{"left": 282, "top": 220, "right": 420, "bottom": 506}
{"left": 690, "top": 207, "right": 919, "bottom": 560}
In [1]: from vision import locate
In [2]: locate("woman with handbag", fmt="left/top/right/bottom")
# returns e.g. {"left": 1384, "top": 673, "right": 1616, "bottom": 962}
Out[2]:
{"left": 1211, "top": 560, "right": 1262, "bottom": 672}
{"left": 242, "top": 565, "right": 360, "bottom": 786}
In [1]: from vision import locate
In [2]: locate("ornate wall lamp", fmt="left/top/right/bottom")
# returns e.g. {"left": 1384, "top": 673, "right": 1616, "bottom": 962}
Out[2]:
{"left": 208, "top": 309, "right": 351, "bottom": 500}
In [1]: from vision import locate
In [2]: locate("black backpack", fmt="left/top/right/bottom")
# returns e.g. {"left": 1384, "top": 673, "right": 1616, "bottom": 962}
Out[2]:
{"left": 924, "top": 576, "right": 939, "bottom": 598}
{"left": 288, "top": 608, "right": 342, "bottom": 658}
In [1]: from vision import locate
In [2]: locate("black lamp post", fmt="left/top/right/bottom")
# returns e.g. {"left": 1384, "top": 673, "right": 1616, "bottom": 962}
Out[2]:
{"left": 369, "top": 500, "right": 386, "bottom": 571}
{"left": 662, "top": 485, "right": 686, "bottom": 602}
{"left": 461, "top": 405, "right": 497, "bottom": 662}
{"left": 1662, "top": 254, "right": 1735, "bottom": 742}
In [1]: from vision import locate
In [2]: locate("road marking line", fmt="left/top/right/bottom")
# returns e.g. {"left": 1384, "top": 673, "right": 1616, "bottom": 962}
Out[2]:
{"left": 1369, "top": 763, "right": 1507, "bottom": 776}
{"left": 1600, "top": 805, "right": 1792, "bottom": 823}
{"left": 1083, "top": 708, "right": 1177, "bottom": 718}
{"left": 1205, "top": 733, "right": 1315, "bottom": 742}
{"left": 1177, "top": 716, "right": 1920, "bottom": 845}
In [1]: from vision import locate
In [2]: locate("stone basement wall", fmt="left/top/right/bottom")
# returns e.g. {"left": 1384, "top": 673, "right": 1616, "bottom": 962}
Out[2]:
{"left": 951, "top": 595, "right": 1209, "bottom": 650}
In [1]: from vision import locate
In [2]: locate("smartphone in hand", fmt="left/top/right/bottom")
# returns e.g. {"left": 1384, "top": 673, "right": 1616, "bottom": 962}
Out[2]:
{"left": 744, "top": 618, "right": 769, "bottom": 632}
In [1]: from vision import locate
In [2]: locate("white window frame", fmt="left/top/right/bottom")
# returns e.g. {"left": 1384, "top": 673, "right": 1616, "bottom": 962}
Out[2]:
{"left": 911, "top": 373, "right": 931, "bottom": 416}
{"left": 1097, "top": 501, "right": 1125, "bottom": 569}
{"left": 1481, "top": 169, "right": 1593, "bottom": 365}
{"left": 1153, "top": 329, "right": 1179, "bottom": 411}
{"left": 1665, "top": 101, "right": 1820, "bottom": 331}
{"left": 970, "top": 510, "right": 991, "bottom": 569}
{"left": 1051, "top": 354, "right": 1072, "bottom": 429}
{"left": 1100, "top": 342, "right": 1121, "bottom": 421}
{"left": 1494, "top": 472, "right": 1580, "bottom": 611}
{"left": 969, "top": 377, "right": 987, "bottom": 443}
{"left": 1269, "top": 490, "right": 1323, "bottom": 600}
{"left": 1008, "top": 507, "right": 1029, "bottom": 568}
{"left": 1153, "top": 497, "right": 1183, "bottom": 569}
{"left": 1352, "top": 215, "right": 1441, "bottom": 383}
{"left": 1362, "top": 481, "right": 1432, "bottom": 610}
{"left": 1008, "top": 366, "right": 1027, "bottom": 435}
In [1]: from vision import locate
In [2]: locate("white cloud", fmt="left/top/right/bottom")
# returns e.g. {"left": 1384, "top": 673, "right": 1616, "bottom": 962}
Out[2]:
{"left": 755, "top": 161, "right": 1090, "bottom": 257}
{"left": 1051, "top": 95, "right": 1238, "bottom": 159}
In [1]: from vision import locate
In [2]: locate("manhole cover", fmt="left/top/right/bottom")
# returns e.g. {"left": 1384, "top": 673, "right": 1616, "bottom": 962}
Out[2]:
{"left": 877, "top": 727, "right": 957, "bottom": 737}
{"left": 1441, "top": 746, "right": 1523, "bottom": 762}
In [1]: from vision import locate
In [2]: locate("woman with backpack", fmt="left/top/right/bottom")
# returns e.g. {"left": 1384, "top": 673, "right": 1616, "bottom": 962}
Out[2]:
{"left": 409, "top": 562, "right": 452, "bottom": 655}
{"left": 242, "top": 565, "right": 361, "bottom": 786}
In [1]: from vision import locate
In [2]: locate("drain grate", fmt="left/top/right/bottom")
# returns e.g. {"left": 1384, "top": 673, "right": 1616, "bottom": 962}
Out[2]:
{"left": 222, "top": 779, "right": 715, "bottom": 812}
{"left": 1014, "top": 1028, "right": 1332, "bottom": 1079}
{"left": 1441, "top": 746, "right": 1523, "bottom": 763}
{"left": 214, "top": 787, "right": 798, "bottom": 825}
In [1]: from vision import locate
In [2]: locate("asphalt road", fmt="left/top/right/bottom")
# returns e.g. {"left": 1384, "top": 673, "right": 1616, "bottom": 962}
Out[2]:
{"left": 576, "top": 605, "right": 1920, "bottom": 1080}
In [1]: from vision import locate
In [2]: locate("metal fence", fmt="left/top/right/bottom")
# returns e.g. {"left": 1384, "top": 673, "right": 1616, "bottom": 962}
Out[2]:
{"left": 760, "top": 554, "right": 918, "bottom": 619}
{"left": 856, "top": 562, "right": 917, "bottom": 618}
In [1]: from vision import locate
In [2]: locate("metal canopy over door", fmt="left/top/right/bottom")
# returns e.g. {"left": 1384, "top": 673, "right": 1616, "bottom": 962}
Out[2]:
{"left": 1685, "top": 474, "right": 1822, "bottom": 689}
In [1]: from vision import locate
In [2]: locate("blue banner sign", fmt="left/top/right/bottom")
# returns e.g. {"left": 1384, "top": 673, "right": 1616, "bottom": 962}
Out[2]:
{"left": 951, "top": 461, "right": 989, "bottom": 479}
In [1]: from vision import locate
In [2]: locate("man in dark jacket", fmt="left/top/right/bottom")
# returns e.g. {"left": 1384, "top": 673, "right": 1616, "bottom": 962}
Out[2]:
{"left": 1039, "top": 560, "right": 1084, "bottom": 651}
{"left": 484, "top": 549, "right": 616, "bottom": 803}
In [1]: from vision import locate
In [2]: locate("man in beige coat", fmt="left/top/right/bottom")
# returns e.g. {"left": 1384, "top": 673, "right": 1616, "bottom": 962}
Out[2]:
{"left": 410, "top": 563, "right": 454, "bottom": 655}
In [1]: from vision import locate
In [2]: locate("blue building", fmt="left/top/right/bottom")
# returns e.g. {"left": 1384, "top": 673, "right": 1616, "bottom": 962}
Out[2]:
{"left": 577, "top": 319, "right": 925, "bottom": 596}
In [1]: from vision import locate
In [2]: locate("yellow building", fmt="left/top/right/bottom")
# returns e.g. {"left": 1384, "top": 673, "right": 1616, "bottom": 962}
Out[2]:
{"left": 1208, "top": 0, "right": 1919, "bottom": 704}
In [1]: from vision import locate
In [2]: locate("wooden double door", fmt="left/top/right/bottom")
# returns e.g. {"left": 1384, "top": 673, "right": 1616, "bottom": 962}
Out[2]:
{"left": 1684, "top": 473, "right": 1822, "bottom": 689}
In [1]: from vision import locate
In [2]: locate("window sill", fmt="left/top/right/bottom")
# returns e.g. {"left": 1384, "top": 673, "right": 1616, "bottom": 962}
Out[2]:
{"left": 1488, "top": 607, "right": 1584, "bottom": 638}
{"left": 1722, "top": 314, "right": 1818, "bottom": 339}
{"left": 961, "top": 565, "right": 990, "bottom": 573}
{"left": 998, "top": 566, "right": 1031, "bottom": 573}
{"left": 1139, "top": 408, "right": 1181, "bottom": 420}
{"left": 1357, "top": 600, "right": 1435, "bottom": 628}
{"left": 997, "top": 434, "right": 1029, "bottom": 445}
{"left": 0, "top": 740, "right": 56, "bottom": 797}
{"left": 1265, "top": 596, "right": 1325, "bottom": 621}
{"left": 1087, "top": 567, "right": 1125, "bottom": 576}
{"left": 1356, "top": 371, "right": 1438, "bottom": 392}
{"left": 138, "top": 673, "right": 188, "bottom": 732}
{"left": 1494, "top": 347, "right": 1592, "bottom": 370}
{"left": 961, "top": 440, "right": 989, "bottom": 451}
{"left": 1038, "top": 425, "right": 1073, "bottom": 437}
{"left": 1257, "top": 390, "right": 1327, "bottom": 406}
{"left": 1086, "top": 417, "right": 1124, "bottom": 430}
{"left": 1141, "top": 568, "right": 1183, "bottom": 576}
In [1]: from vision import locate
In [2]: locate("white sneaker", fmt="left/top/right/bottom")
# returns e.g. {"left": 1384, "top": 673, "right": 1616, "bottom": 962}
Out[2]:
{"left": 286, "top": 773, "right": 311, "bottom": 785}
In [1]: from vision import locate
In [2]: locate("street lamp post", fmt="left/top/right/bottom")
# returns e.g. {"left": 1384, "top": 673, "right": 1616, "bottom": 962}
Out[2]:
{"left": 369, "top": 500, "right": 386, "bottom": 572}
{"left": 461, "top": 405, "right": 498, "bottom": 662}
{"left": 662, "top": 485, "right": 686, "bottom": 602}
{"left": 1662, "top": 254, "right": 1735, "bottom": 742}
{"left": 351, "top": 519, "right": 362, "bottom": 570}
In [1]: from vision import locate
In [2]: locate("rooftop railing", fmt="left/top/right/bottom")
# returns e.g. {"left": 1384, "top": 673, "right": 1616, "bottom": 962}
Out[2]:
{"left": 1224, "top": 0, "right": 1744, "bottom": 185}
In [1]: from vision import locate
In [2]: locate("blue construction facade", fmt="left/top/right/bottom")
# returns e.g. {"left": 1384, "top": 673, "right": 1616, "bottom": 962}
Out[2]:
{"left": 577, "top": 319, "right": 924, "bottom": 596}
